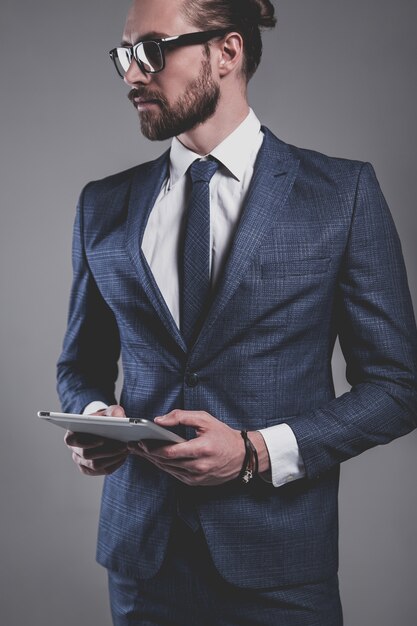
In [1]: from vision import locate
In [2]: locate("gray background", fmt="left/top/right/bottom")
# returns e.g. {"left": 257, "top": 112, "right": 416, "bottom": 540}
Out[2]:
{"left": 1, "top": 0, "right": 416, "bottom": 624}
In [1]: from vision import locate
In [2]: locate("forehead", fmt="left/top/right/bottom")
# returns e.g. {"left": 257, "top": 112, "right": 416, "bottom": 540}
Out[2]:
{"left": 123, "top": 0, "right": 193, "bottom": 43}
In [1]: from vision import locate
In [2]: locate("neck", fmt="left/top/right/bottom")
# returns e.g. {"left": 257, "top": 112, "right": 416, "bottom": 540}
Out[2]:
{"left": 177, "top": 94, "right": 250, "bottom": 155}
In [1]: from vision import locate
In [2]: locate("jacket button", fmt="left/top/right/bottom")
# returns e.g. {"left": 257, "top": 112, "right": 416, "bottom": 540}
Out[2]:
{"left": 185, "top": 372, "right": 199, "bottom": 387}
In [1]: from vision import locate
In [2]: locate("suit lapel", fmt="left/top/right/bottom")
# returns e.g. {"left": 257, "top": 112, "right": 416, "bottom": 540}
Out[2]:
{"left": 194, "top": 128, "right": 300, "bottom": 351}
{"left": 124, "top": 129, "right": 299, "bottom": 354}
{"left": 125, "top": 150, "right": 187, "bottom": 351}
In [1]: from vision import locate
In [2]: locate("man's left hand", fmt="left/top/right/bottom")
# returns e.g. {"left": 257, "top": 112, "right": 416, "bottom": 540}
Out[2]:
{"left": 127, "top": 410, "right": 269, "bottom": 486}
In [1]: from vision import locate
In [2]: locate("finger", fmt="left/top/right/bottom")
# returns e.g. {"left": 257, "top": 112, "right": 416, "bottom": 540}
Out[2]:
{"left": 73, "top": 450, "right": 128, "bottom": 473}
{"left": 102, "top": 457, "right": 128, "bottom": 474}
{"left": 105, "top": 405, "right": 126, "bottom": 417}
{"left": 78, "top": 456, "right": 127, "bottom": 477}
{"left": 154, "top": 410, "right": 212, "bottom": 430}
{"left": 140, "top": 458, "right": 206, "bottom": 486}
{"left": 72, "top": 441, "right": 127, "bottom": 460}
{"left": 128, "top": 440, "right": 198, "bottom": 461}
{"left": 65, "top": 430, "right": 105, "bottom": 448}
{"left": 126, "top": 440, "right": 170, "bottom": 453}
{"left": 131, "top": 446, "right": 205, "bottom": 475}
{"left": 65, "top": 433, "right": 126, "bottom": 455}
{"left": 126, "top": 447, "right": 212, "bottom": 485}
{"left": 134, "top": 453, "right": 190, "bottom": 482}
{"left": 127, "top": 443, "right": 181, "bottom": 467}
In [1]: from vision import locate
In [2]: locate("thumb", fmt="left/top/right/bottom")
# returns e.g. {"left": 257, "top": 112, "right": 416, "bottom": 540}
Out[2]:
{"left": 106, "top": 405, "right": 126, "bottom": 418}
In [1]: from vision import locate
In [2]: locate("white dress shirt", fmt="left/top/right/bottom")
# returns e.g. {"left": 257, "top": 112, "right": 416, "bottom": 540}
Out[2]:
{"left": 86, "top": 110, "right": 305, "bottom": 487}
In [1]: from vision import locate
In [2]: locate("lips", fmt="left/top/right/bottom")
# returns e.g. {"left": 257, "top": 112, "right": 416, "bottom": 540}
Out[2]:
{"left": 134, "top": 98, "right": 161, "bottom": 110}
{"left": 128, "top": 89, "right": 163, "bottom": 110}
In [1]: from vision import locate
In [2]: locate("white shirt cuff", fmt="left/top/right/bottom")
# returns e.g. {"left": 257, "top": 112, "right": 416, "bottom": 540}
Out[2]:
{"left": 82, "top": 401, "right": 109, "bottom": 415}
{"left": 258, "top": 423, "right": 306, "bottom": 488}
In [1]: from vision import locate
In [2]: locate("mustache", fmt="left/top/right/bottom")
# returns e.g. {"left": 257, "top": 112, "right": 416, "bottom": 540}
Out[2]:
{"left": 127, "top": 88, "right": 168, "bottom": 107}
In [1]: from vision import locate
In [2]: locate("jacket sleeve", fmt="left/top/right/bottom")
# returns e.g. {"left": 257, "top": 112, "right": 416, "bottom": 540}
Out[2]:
{"left": 56, "top": 185, "right": 120, "bottom": 414}
{"left": 290, "top": 162, "right": 417, "bottom": 479}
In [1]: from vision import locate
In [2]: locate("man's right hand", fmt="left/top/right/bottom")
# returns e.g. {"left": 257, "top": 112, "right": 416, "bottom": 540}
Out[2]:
{"left": 64, "top": 405, "right": 128, "bottom": 476}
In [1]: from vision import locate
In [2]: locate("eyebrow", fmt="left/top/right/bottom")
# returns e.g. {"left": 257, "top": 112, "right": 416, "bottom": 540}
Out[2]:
{"left": 120, "top": 31, "right": 170, "bottom": 46}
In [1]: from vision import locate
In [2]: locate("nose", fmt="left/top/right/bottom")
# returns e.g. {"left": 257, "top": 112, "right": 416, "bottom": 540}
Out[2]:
{"left": 123, "top": 58, "right": 152, "bottom": 87}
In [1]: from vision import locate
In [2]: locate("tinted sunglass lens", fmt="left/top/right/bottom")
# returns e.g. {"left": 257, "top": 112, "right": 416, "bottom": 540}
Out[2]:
{"left": 136, "top": 41, "right": 163, "bottom": 73}
{"left": 112, "top": 48, "right": 132, "bottom": 77}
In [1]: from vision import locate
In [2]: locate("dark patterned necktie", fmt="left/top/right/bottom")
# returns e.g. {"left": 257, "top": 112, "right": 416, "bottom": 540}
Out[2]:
{"left": 181, "top": 158, "right": 219, "bottom": 345}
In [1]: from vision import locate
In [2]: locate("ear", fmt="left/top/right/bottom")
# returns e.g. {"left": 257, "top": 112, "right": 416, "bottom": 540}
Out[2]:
{"left": 217, "top": 32, "right": 244, "bottom": 77}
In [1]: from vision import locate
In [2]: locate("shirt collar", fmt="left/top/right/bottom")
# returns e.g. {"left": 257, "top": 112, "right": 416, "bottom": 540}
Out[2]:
{"left": 168, "top": 109, "right": 262, "bottom": 188}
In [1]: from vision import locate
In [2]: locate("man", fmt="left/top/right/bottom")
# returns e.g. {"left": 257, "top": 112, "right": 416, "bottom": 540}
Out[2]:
{"left": 58, "top": 0, "right": 417, "bottom": 624}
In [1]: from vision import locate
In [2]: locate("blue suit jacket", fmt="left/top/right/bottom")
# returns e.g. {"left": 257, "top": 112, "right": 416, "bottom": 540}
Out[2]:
{"left": 57, "top": 128, "right": 417, "bottom": 587}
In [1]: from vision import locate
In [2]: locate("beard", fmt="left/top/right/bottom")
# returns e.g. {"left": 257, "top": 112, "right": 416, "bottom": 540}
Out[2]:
{"left": 128, "top": 55, "right": 220, "bottom": 141}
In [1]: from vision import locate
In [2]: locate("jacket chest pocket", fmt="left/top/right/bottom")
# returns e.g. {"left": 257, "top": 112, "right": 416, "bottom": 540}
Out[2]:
{"left": 260, "top": 257, "right": 331, "bottom": 279}
{"left": 247, "top": 256, "right": 333, "bottom": 329}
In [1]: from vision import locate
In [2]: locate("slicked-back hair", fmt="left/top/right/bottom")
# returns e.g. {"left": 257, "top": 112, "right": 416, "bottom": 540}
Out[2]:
{"left": 181, "top": 0, "right": 276, "bottom": 81}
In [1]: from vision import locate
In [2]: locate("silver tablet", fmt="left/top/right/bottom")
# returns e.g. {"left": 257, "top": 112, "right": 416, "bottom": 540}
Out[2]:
{"left": 38, "top": 411, "right": 184, "bottom": 443}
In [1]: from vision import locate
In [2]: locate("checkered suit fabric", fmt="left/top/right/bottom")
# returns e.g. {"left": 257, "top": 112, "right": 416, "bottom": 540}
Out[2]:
{"left": 181, "top": 158, "right": 219, "bottom": 345}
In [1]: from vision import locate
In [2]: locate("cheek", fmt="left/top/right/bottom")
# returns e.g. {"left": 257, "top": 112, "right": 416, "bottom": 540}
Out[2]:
{"left": 156, "top": 76, "right": 192, "bottom": 106}
{"left": 166, "top": 48, "right": 204, "bottom": 82}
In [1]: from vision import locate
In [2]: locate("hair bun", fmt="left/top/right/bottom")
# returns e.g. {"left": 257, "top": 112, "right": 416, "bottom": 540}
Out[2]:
{"left": 249, "top": 0, "right": 277, "bottom": 28}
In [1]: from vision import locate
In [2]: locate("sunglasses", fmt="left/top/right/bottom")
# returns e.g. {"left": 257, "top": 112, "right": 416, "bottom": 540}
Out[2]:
{"left": 109, "top": 29, "right": 229, "bottom": 78}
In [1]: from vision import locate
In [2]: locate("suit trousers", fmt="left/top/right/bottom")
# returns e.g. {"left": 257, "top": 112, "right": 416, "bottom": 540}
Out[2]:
{"left": 108, "top": 517, "right": 343, "bottom": 626}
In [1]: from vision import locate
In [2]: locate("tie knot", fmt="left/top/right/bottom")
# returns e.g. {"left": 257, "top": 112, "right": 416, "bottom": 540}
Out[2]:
{"left": 189, "top": 158, "right": 219, "bottom": 184}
